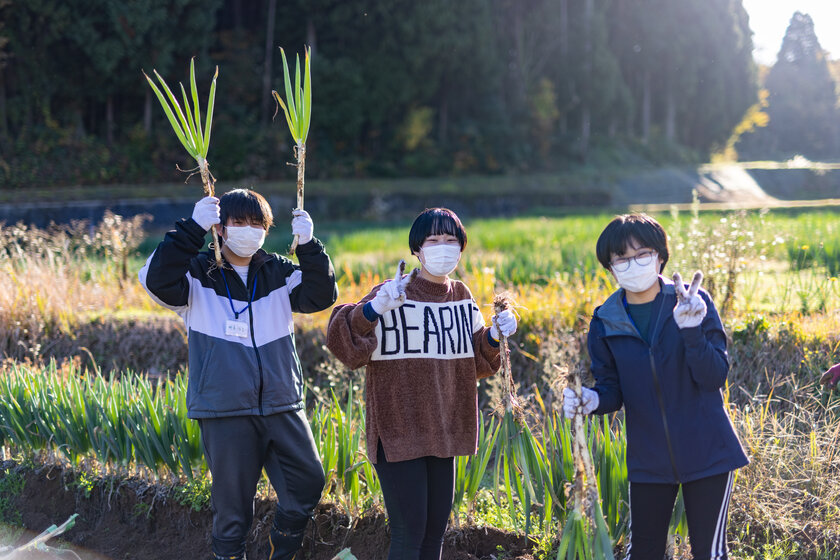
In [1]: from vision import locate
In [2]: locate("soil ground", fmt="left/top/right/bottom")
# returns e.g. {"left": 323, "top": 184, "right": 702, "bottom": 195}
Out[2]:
{"left": 0, "top": 461, "right": 536, "bottom": 560}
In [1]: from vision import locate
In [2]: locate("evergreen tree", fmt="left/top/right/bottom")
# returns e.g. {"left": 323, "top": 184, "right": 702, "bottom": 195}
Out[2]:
{"left": 752, "top": 11, "right": 839, "bottom": 159}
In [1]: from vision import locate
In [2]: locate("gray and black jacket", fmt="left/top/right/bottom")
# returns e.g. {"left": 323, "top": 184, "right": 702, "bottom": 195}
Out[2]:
{"left": 139, "top": 217, "right": 337, "bottom": 419}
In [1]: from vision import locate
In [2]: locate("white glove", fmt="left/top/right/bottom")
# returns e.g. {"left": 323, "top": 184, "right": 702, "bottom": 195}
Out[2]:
{"left": 291, "top": 209, "right": 313, "bottom": 245}
{"left": 490, "top": 309, "right": 517, "bottom": 341}
{"left": 191, "top": 196, "right": 220, "bottom": 232}
{"left": 370, "top": 261, "right": 415, "bottom": 316}
{"left": 673, "top": 271, "right": 707, "bottom": 329}
{"left": 563, "top": 387, "right": 599, "bottom": 417}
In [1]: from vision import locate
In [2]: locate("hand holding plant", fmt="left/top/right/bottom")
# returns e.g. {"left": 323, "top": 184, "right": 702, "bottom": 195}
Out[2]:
{"left": 370, "top": 260, "right": 416, "bottom": 316}
{"left": 191, "top": 197, "right": 220, "bottom": 232}
{"left": 556, "top": 370, "right": 615, "bottom": 560}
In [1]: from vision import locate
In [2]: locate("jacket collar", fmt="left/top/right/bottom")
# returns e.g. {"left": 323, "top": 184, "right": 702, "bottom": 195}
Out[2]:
{"left": 595, "top": 276, "right": 676, "bottom": 338}
{"left": 217, "top": 248, "right": 272, "bottom": 270}
{"left": 214, "top": 248, "right": 273, "bottom": 290}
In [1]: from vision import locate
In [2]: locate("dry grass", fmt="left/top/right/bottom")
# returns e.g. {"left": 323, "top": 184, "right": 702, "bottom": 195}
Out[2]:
{"left": 730, "top": 387, "right": 840, "bottom": 557}
{"left": 0, "top": 215, "right": 157, "bottom": 366}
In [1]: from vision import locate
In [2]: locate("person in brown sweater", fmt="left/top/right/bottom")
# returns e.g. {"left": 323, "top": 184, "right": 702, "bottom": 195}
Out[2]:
{"left": 326, "top": 207, "right": 516, "bottom": 560}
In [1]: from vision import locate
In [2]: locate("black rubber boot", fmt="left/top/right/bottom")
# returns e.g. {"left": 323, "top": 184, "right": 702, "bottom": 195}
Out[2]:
{"left": 211, "top": 554, "right": 246, "bottom": 560}
{"left": 268, "top": 527, "right": 305, "bottom": 560}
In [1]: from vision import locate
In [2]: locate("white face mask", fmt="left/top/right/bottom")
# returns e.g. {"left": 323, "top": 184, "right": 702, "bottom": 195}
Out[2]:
{"left": 223, "top": 225, "right": 266, "bottom": 258}
{"left": 612, "top": 257, "right": 660, "bottom": 293}
{"left": 421, "top": 244, "right": 461, "bottom": 277}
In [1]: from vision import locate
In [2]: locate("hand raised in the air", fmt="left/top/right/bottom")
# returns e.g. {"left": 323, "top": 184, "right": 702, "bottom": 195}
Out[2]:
{"left": 672, "top": 271, "right": 707, "bottom": 329}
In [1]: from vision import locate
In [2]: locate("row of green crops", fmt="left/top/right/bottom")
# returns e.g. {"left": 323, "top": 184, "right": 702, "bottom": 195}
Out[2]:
{"left": 0, "top": 361, "right": 689, "bottom": 551}
{"left": 0, "top": 364, "right": 202, "bottom": 480}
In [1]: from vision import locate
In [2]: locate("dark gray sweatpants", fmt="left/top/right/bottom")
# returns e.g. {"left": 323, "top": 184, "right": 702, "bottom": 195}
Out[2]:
{"left": 199, "top": 409, "right": 325, "bottom": 557}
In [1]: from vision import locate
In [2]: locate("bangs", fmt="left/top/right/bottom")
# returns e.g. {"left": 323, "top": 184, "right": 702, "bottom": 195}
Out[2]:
{"left": 408, "top": 207, "right": 468, "bottom": 253}
{"left": 427, "top": 213, "right": 461, "bottom": 238}
{"left": 603, "top": 222, "right": 661, "bottom": 257}
{"left": 219, "top": 189, "right": 274, "bottom": 229}
{"left": 595, "top": 213, "right": 669, "bottom": 271}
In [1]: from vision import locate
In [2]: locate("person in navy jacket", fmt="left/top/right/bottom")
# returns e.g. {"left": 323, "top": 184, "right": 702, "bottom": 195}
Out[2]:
{"left": 564, "top": 213, "right": 748, "bottom": 560}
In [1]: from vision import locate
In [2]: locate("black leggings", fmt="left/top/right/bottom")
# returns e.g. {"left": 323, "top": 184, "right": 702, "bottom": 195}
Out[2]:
{"left": 373, "top": 441, "right": 455, "bottom": 560}
{"left": 625, "top": 471, "right": 735, "bottom": 560}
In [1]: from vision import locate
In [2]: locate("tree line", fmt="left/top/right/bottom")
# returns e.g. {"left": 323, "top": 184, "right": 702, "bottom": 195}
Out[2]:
{"left": 0, "top": 0, "right": 807, "bottom": 188}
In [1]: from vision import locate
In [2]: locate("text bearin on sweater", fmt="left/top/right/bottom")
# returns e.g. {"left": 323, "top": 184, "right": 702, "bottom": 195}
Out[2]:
{"left": 371, "top": 298, "right": 484, "bottom": 361}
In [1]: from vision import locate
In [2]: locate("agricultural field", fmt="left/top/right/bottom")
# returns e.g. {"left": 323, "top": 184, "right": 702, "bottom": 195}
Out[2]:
{"left": 1, "top": 205, "right": 840, "bottom": 559}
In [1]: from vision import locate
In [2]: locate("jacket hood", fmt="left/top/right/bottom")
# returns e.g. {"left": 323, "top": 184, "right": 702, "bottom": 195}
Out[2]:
{"left": 595, "top": 276, "right": 676, "bottom": 338}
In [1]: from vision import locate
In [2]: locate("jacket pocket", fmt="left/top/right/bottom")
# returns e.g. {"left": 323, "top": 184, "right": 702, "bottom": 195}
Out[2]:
{"left": 259, "top": 337, "right": 303, "bottom": 408}
{"left": 195, "top": 344, "right": 217, "bottom": 395}
{"left": 190, "top": 340, "right": 259, "bottom": 413}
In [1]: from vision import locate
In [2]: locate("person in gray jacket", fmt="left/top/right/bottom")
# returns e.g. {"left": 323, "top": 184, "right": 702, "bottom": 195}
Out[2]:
{"left": 139, "top": 189, "right": 338, "bottom": 560}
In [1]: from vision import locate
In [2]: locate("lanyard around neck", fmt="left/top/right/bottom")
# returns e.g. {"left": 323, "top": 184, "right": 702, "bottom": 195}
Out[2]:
{"left": 220, "top": 268, "right": 258, "bottom": 320}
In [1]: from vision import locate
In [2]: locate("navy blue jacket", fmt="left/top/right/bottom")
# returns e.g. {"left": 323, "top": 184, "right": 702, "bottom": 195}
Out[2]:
{"left": 589, "top": 276, "right": 748, "bottom": 484}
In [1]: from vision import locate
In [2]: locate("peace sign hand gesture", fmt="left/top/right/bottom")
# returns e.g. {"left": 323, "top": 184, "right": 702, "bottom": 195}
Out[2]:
{"left": 672, "top": 271, "right": 707, "bottom": 329}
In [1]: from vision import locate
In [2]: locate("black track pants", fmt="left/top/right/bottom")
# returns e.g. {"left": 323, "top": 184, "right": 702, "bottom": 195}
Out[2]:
{"left": 199, "top": 409, "right": 325, "bottom": 558}
{"left": 373, "top": 441, "right": 455, "bottom": 560}
{"left": 625, "top": 471, "right": 735, "bottom": 560}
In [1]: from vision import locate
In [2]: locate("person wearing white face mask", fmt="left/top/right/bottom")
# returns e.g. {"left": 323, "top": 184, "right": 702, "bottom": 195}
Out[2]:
{"left": 563, "top": 213, "right": 748, "bottom": 560}
{"left": 139, "top": 189, "right": 337, "bottom": 560}
{"left": 326, "top": 207, "right": 517, "bottom": 560}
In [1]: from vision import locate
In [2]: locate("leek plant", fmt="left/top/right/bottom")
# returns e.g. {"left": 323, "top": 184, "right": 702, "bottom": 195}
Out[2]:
{"left": 0, "top": 362, "right": 207, "bottom": 481}
{"left": 271, "top": 47, "right": 311, "bottom": 254}
{"left": 144, "top": 58, "right": 222, "bottom": 268}
{"left": 556, "top": 372, "right": 615, "bottom": 560}
{"left": 0, "top": 514, "right": 78, "bottom": 558}
{"left": 309, "top": 387, "right": 379, "bottom": 514}
{"left": 453, "top": 413, "right": 499, "bottom": 525}
{"left": 491, "top": 293, "right": 552, "bottom": 535}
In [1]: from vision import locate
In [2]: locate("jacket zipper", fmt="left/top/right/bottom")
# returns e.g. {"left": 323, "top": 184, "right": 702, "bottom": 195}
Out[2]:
{"left": 647, "top": 350, "right": 680, "bottom": 483}
{"left": 240, "top": 257, "right": 267, "bottom": 416}
{"left": 625, "top": 289, "right": 681, "bottom": 483}
{"left": 249, "top": 300, "right": 264, "bottom": 416}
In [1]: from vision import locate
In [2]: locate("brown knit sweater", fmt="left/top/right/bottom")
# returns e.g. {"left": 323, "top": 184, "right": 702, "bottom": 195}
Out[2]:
{"left": 326, "top": 274, "right": 501, "bottom": 463}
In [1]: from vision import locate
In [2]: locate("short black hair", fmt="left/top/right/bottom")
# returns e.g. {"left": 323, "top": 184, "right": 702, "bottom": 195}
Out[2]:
{"left": 408, "top": 208, "right": 467, "bottom": 254}
{"left": 219, "top": 189, "right": 274, "bottom": 230}
{"left": 596, "top": 213, "right": 669, "bottom": 273}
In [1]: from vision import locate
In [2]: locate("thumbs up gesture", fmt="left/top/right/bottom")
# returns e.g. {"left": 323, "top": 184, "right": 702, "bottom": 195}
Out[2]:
{"left": 672, "top": 271, "right": 707, "bottom": 329}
